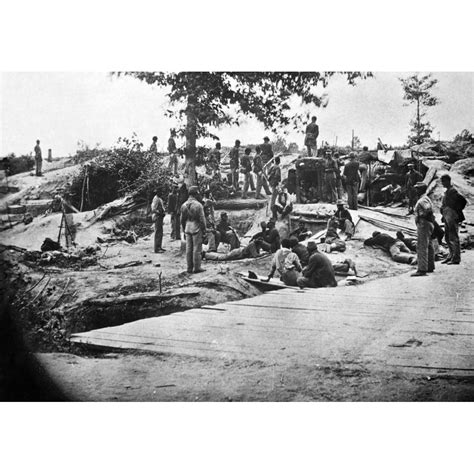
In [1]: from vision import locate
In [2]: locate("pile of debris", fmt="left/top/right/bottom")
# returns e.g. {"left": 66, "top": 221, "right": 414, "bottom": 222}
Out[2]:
{"left": 411, "top": 132, "right": 474, "bottom": 163}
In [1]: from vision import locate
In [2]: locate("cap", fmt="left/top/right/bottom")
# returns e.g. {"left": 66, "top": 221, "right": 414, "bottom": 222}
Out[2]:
{"left": 188, "top": 186, "right": 199, "bottom": 195}
{"left": 349, "top": 152, "right": 356, "bottom": 158}
{"left": 336, "top": 199, "right": 345, "bottom": 206}
{"left": 307, "top": 241, "right": 318, "bottom": 252}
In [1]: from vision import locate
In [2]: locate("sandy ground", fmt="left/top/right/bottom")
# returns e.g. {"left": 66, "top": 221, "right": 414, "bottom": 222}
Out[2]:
{"left": 2, "top": 157, "right": 473, "bottom": 401}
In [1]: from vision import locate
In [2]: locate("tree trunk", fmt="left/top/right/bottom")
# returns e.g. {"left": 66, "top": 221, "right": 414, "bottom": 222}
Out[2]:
{"left": 416, "top": 98, "right": 421, "bottom": 144}
{"left": 184, "top": 95, "right": 198, "bottom": 186}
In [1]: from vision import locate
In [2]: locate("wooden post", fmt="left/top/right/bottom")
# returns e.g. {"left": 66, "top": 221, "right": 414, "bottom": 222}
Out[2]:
{"left": 48, "top": 149, "right": 52, "bottom": 162}
{"left": 351, "top": 130, "right": 354, "bottom": 150}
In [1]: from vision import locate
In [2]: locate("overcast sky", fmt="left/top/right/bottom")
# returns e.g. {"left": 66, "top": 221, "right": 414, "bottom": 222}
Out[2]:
{"left": 0, "top": 72, "right": 472, "bottom": 157}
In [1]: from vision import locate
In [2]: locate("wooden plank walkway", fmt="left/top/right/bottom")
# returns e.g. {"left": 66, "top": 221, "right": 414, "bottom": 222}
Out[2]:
{"left": 71, "top": 253, "right": 474, "bottom": 375}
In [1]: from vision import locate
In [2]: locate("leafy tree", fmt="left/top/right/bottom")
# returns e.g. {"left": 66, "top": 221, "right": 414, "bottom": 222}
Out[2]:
{"left": 115, "top": 72, "right": 372, "bottom": 184}
{"left": 351, "top": 135, "right": 361, "bottom": 150}
{"left": 400, "top": 73, "right": 439, "bottom": 146}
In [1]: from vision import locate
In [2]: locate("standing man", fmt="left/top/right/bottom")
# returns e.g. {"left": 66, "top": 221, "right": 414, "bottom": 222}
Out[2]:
{"left": 440, "top": 174, "right": 465, "bottom": 265}
{"left": 34, "top": 139, "right": 42, "bottom": 176}
{"left": 229, "top": 140, "right": 241, "bottom": 191}
{"left": 149, "top": 136, "right": 158, "bottom": 155}
{"left": 167, "top": 183, "right": 180, "bottom": 240}
{"left": 181, "top": 186, "right": 206, "bottom": 273}
{"left": 267, "top": 155, "right": 282, "bottom": 209}
{"left": 343, "top": 152, "right": 361, "bottom": 210}
{"left": 151, "top": 189, "right": 166, "bottom": 253}
{"left": 405, "top": 163, "right": 423, "bottom": 214}
{"left": 260, "top": 136, "right": 274, "bottom": 166}
{"left": 175, "top": 179, "right": 189, "bottom": 241}
{"left": 240, "top": 148, "right": 253, "bottom": 199}
{"left": 411, "top": 182, "right": 435, "bottom": 277}
{"left": 208, "top": 142, "right": 222, "bottom": 175}
{"left": 296, "top": 241, "right": 337, "bottom": 289}
{"left": 304, "top": 117, "right": 319, "bottom": 157}
{"left": 324, "top": 151, "right": 338, "bottom": 203}
{"left": 253, "top": 146, "right": 271, "bottom": 199}
{"left": 168, "top": 130, "right": 178, "bottom": 174}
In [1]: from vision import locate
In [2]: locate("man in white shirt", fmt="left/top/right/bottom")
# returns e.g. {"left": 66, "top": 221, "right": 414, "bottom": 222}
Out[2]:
{"left": 265, "top": 238, "right": 302, "bottom": 286}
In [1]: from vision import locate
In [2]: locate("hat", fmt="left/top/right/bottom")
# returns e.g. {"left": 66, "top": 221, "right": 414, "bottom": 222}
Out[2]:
{"left": 349, "top": 152, "right": 356, "bottom": 159}
{"left": 407, "top": 163, "right": 415, "bottom": 168}
{"left": 336, "top": 199, "right": 345, "bottom": 206}
{"left": 188, "top": 186, "right": 199, "bottom": 195}
{"left": 263, "top": 136, "right": 270, "bottom": 141}
{"left": 307, "top": 241, "right": 318, "bottom": 252}
{"left": 372, "top": 231, "right": 381, "bottom": 237}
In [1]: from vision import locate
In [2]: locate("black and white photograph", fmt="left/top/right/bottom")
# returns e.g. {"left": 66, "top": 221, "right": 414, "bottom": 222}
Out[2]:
{"left": 0, "top": 1, "right": 472, "bottom": 473}
{"left": 2, "top": 70, "right": 472, "bottom": 402}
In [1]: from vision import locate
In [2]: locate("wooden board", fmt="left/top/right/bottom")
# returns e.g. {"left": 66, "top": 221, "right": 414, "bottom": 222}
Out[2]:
{"left": 71, "top": 253, "right": 474, "bottom": 375}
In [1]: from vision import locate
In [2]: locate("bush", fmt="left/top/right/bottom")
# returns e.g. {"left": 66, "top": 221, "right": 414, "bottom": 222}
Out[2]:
{"left": 68, "top": 135, "right": 173, "bottom": 211}
{"left": 1, "top": 153, "right": 35, "bottom": 175}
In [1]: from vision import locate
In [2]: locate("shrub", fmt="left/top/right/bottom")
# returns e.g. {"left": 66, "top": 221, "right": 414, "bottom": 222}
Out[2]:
{"left": 68, "top": 135, "right": 173, "bottom": 211}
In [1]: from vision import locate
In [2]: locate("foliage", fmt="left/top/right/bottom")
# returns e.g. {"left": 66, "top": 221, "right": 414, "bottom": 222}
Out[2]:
{"left": 352, "top": 136, "right": 362, "bottom": 150}
{"left": 1, "top": 153, "right": 35, "bottom": 175}
{"left": 399, "top": 73, "right": 439, "bottom": 146}
{"left": 73, "top": 140, "right": 107, "bottom": 164}
{"left": 115, "top": 72, "right": 372, "bottom": 183}
{"left": 68, "top": 134, "right": 173, "bottom": 211}
{"left": 453, "top": 129, "right": 473, "bottom": 142}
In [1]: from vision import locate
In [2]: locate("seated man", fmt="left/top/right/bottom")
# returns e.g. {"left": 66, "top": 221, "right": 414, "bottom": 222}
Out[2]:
{"left": 272, "top": 186, "right": 293, "bottom": 221}
{"left": 257, "top": 219, "right": 281, "bottom": 253}
{"left": 297, "top": 242, "right": 337, "bottom": 289}
{"left": 334, "top": 200, "right": 355, "bottom": 239}
{"left": 289, "top": 236, "right": 309, "bottom": 266}
{"left": 204, "top": 205, "right": 220, "bottom": 252}
{"left": 250, "top": 221, "right": 268, "bottom": 243}
{"left": 265, "top": 238, "right": 302, "bottom": 286}
{"left": 289, "top": 220, "right": 312, "bottom": 242}
{"left": 203, "top": 240, "right": 266, "bottom": 261}
{"left": 323, "top": 217, "right": 347, "bottom": 253}
{"left": 364, "top": 231, "right": 416, "bottom": 264}
{"left": 216, "top": 212, "right": 240, "bottom": 250}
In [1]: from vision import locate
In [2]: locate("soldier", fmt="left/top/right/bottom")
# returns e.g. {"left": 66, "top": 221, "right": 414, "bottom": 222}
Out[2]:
{"left": 405, "top": 163, "right": 423, "bottom": 214}
{"left": 181, "top": 186, "right": 206, "bottom": 273}
{"left": 168, "top": 130, "right": 178, "bottom": 174}
{"left": 151, "top": 189, "right": 166, "bottom": 253}
{"left": 34, "top": 139, "right": 42, "bottom": 176}
{"left": 304, "top": 117, "right": 319, "bottom": 156}
{"left": 229, "top": 140, "right": 241, "bottom": 191}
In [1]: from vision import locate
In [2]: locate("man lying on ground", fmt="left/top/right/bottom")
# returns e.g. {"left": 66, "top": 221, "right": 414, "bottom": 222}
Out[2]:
{"left": 364, "top": 231, "right": 416, "bottom": 264}
{"left": 203, "top": 240, "right": 266, "bottom": 261}
{"left": 265, "top": 238, "right": 302, "bottom": 286}
{"left": 297, "top": 242, "right": 338, "bottom": 289}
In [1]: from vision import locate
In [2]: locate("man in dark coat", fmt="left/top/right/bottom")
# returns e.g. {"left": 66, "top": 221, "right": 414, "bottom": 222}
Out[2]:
{"left": 297, "top": 242, "right": 337, "bottom": 288}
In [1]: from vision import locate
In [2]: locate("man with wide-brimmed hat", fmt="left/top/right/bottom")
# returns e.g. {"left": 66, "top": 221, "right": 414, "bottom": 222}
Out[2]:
{"left": 181, "top": 186, "right": 206, "bottom": 273}
{"left": 334, "top": 199, "right": 355, "bottom": 239}
{"left": 411, "top": 181, "right": 435, "bottom": 276}
{"left": 271, "top": 185, "right": 293, "bottom": 220}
